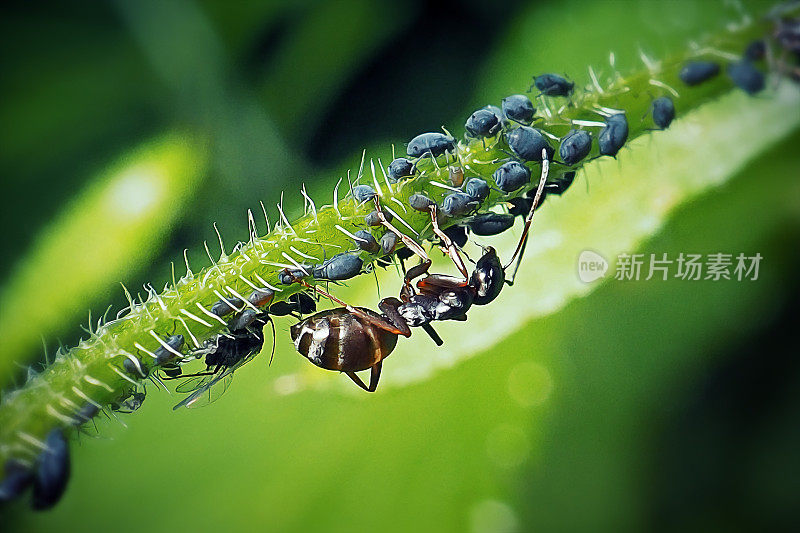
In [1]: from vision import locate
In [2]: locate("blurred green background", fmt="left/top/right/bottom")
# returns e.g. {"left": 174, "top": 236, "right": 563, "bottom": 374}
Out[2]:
{"left": 2, "top": 0, "right": 799, "bottom": 531}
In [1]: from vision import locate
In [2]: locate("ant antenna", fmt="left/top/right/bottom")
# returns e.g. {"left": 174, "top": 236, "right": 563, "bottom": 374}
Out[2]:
{"left": 428, "top": 206, "right": 470, "bottom": 280}
{"left": 504, "top": 150, "right": 550, "bottom": 271}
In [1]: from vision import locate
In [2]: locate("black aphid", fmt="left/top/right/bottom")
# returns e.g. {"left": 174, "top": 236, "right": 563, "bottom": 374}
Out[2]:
{"left": 679, "top": 60, "right": 720, "bottom": 86}
{"left": 408, "top": 193, "right": 437, "bottom": 212}
{"left": 352, "top": 184, "right": 377, "bottom": 203}
{"left": 269, "top": 293, "right": 317, "bottom": 317}
{"left": 407, "top": 132, "right": 456, "bottom": 158}
{"left": 744, "top": 39, "right": 765, "bottom": 61}
{"left": 464, "top": 177, "right": 490, "bottom": 202}
{"left": 468, "top": 213, "right": 516, "bottom": 236}
{"left": 381, "top": 231, "right": 399, "bottom": 255}
{"left": 32, "top": 428, "right": 70, "bottom": 510}
{"left": 354, "top": 230, "right": 380, "bottom": 253}
{"left": 598, "top": 114, "right": 629, "bottom": 157}
{"left": 465, "top": 108, "right": 502, "bottom": 137}
{"left": 387, "top": 158, "right": 415, "bottom": 181}
{"left": 493, "top": 161, "right": 531, "bottom": 192}
{"left": 506, "top": 126, "right": 554, "bottom": 162}
{"left": 153, "top": 335, "right": 185, "bottom": 364}
{"left": 313, "top": 253, "right": 363, "bottom": 281}
{"left": 651, "top": 97, "right": 676, "bottom": 129}
{"left": 0, "top": 460, "right": 32, "bottom": 503}
{"left": 545, "top": 171, "right": 576, "bottom": 196}
{"left": 531, "top": 73, "right": 574, "bottom": 96}
{"left": 727, "top": 61, "right": 765, "bottom": 95}
{"left": 443, "top": 225, "right": 468, "bottom": 248}
{"left": 123, "top": 355, "right": 148, "bottom": 378}
{"left": 441, "top": 192, "right": 478, "bottom": 217}
{"left": 211, "top": 297, "right": 242, "bottom": 317}
{"left": 558, "top": 129, "right": 592, "bottom": 165}
{"left": 228, "top": 308, "right": 262, "bottom": 331}
{"left": 502, "top": 94, "right": 536, "bottom": 123}
{"left": 365, "top": 209, "right": 392, "bottom": 227}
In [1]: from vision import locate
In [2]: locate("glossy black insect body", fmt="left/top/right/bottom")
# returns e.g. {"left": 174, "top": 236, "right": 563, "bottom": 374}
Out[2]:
{"left": 559, "top": 129, "right": 592, "bottom": 165}
{"left": 679, "top": 60, "right": 720, "bottom": 86}
{"left": 468, "top": 213, "right": 516, "bottom": 236}
{"left": 531, "top": 73, "right": 574, "bottom": 96}
{"left": 365, "top": 208, "right": 392, "bottom": 227}
{"left": 269, "top": 292, "right": 317, "bottom": 317}
{"left": 387, "top": 158, "right": 415, "bottom": 181}
{"left": 502, "top": 94, "right": 535, "bottom": 124}
{"left": 465, "top": 108, "right": 502, "bottom": 137}
{"left": 153, "top": 334, "right": 185, "bottom": 365}
{"left": 441, "top": 192, "right": 478, "bottom": 217}
{"left": 74, "top": 402, "right": 102, "bottom": 425}
{"left": 651, "top": 97, "right": 676, "bottom": 129}
{"left": 0, "top": 460, "right": 33, "bottom": 504}
{"left": 122, "top": 354, "right": 147, "bottom": 378}
{"left": 482, "top": 104, "right": 508, "bottom": 127}
{"left": 228, "top": 308, "right": 262, "bottom": 331}
{"left": 493, "top": 161, "right": 531, "bottom": 192}
{"left": 32, "top": 428, "right": 70, "bottom": 510}
{"left": 744, "top": 39, "right": 765, "bottom": 61}
{"left": 354, "top": 230, "right": 380, "bottom": 253}
{"left": 408, "top": 193, "right": 437, "bottom": 212}
{"left": 727, "top": 61, "right": 765, "bottom": 94}
{"left": 506, "top": 126, "right": 554, "bottom": 162}
{"left": 174, "top": 315, "right": 273, "bottom": 409}
{"left": 443, "top": 224, "right": 468, "bottom": 248}
{"left": 545, "top": 171, "right": 576, "bottom": 196}
{"left": 352, "top": 184, "right": 377, "bottom": 204}
{"left": 380, "top": 231, "right": 399, "bottom": 255}
{"left": 211, "top": 297, "right": 243, "bottom": 317}
{"left": 598, "top": 114, "right": 629, "bottom": 157}
{"left": 313, "top": 253, "right": 363, "bottom": 281}
{"left": 464, "top": 177, "right": 489, "bottom": 202}
{"left": 407, "top": 132, "right": 456, "bottom": 158}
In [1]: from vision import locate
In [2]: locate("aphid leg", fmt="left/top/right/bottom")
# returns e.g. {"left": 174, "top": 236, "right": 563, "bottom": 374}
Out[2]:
{"left": 428, "top": 205, "right": 470, "bottom": 281}
{"left": 346, "top": 362, "right": 382, "bottom": 392}
{"left": 503, "top": 150, "right": 550, "bottom": 274}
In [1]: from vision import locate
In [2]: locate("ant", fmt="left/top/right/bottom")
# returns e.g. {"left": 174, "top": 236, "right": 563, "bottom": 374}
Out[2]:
{"left": 284, "top": 151, "right": 551, "bottom": 392}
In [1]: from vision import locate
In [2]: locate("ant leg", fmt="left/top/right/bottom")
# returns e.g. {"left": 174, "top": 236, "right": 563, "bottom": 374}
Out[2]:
{"left": 428, "top": 205, "right": 470, "bottom": 280}
{"left": 346, "top": 371, "right": 369, "bottom": 391}
{"left": 345, "top": 362, "right": 381, "bottom": 392}
{"left": 372, "top": 197, "right": 432, "bottom": 293}
{"left": 266, "top": 316, "right": 276, "bottom": 365}
{"left": 421, "top": 324, "right": 443, "bottom": 346}
{"left": 504, "top": 233, "right": 529, "bottom": 286}
{"left": 503, "top": 150, "right": 550, "bottom": 270}
{"left": 286, "top": 275, "right": 412, "bottom": 338}
{"left": 381, "top": 292, "right": 442, "bottom": 346}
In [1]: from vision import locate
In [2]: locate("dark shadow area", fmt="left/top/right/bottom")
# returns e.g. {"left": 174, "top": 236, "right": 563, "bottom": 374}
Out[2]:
{"left": 650, "top": 290, "right": 800, "bottom": 531}
{"left": 306, "top": 0, "right": 523, "bottom": 164}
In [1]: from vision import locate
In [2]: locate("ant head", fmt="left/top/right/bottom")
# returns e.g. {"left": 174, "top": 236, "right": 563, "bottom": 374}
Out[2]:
{"left": 470, "top": 247, "right": 505, "bottom": 306}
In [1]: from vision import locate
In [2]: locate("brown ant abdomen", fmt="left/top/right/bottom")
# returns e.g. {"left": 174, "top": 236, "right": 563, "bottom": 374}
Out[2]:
{"left": 291, "top": 308, "right": 398, "bottom": 372}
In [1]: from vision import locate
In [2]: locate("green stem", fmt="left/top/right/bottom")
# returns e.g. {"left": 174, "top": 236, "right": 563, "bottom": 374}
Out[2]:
{"left": 0, "top": 12, "right": 782, "bottom": 473}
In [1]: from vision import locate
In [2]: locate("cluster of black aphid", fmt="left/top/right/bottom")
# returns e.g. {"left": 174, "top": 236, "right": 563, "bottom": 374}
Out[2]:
{"left": 5, "top": 10, "right": 800, "bottom": 511}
